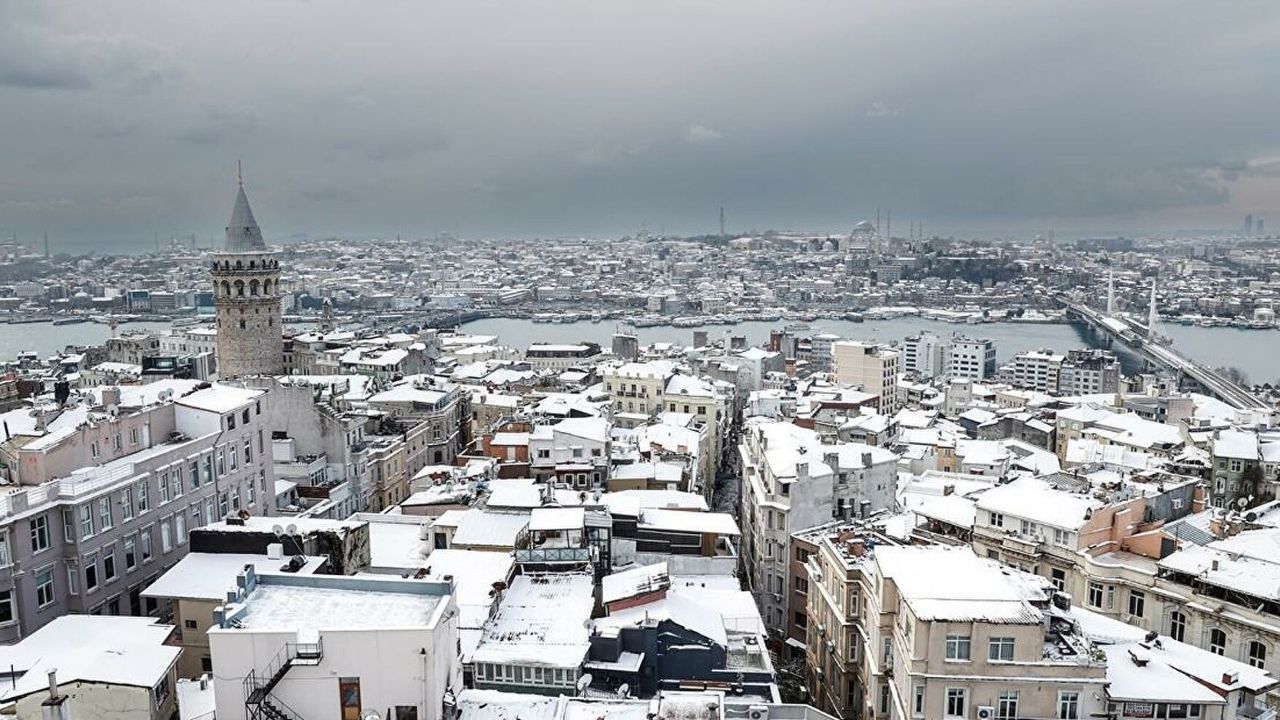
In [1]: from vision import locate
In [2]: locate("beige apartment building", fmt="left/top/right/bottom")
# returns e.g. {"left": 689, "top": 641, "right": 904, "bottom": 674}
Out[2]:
{"left": 805, "top": 539, "right": 1108, "bottom": 720}
{"left": 832, "top": 342, "right": 901, "bottom": 414}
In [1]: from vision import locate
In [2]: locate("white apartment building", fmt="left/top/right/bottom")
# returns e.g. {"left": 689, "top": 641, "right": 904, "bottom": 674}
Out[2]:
{"left": 208, "top": 566, "right": 461, "bottom": 720}
{"left": 832, "top": 342, "right": 901, "bottom": 413}
{"left": 902, "top": 332, "right": 947, "bottom": 379}
{"left": 1001, "top": 349, "right": 1064, "bottom": 392}
{"left": 738, "top": 419, "right": 896, "bottom": 648}
{"left": 947, "top": 335, "right": 997, "bottom": 380}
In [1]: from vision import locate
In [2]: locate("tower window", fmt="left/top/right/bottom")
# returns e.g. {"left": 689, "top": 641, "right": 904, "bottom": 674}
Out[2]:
{"left": 239, "top": 320, "right": 246, "bottom": 330}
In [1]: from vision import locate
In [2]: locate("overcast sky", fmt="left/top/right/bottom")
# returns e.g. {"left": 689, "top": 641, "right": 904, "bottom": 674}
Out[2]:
{"left": 2, "top": 1, "right": 1278, "bottom": 251}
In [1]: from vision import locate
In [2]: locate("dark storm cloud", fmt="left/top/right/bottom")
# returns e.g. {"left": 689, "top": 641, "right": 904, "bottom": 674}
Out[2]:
{"left": 0, "top": 0, "right": 1277, "bottom": 250}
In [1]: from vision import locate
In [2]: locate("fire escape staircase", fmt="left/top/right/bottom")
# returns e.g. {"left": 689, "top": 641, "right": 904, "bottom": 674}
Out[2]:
{"left": 243, "top": 639, "right": 324, "bottom": 720}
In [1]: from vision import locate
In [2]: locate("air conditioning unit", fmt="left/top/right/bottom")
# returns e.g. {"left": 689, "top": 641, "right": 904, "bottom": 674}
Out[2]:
{"left": 748, "top": 706, "right": 769, "bottom": 720}
{"left": 975, "top": 706, "right": 995, "bottom": 720}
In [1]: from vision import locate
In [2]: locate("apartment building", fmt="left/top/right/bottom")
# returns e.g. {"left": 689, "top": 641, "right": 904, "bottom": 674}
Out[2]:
{"left": 832, "top": 342, "right": 901, "bottom": 413}
{"left": 0, "top": 380, "right": 275, "bottom": 643}
{"left": 367, "top": 378, "right": 471, "bottom": 468}
{"left": 529, "top": 417, "right": 612, "bottom": 487}
{"left": 1057, "top": 349, "right": 1121, "bottom": 396}
{"left": 947, "top": 335, "right": 997, "bottom": 380}
{"left": 604, "top": 360, "right": 676, "bottom": 416}
{"left": 1000, "top": 349, "right": 1064, "bottom": 392}
{"left": 524, "top": 343, "right": 603, "bottom": 370}
{"left": 864, "top": 546, "right": 1107, "bottom": 720}
{"left": 208, "top": 566, "right": 461, "bottom": 720}
{"left": 902, "top": 332, "right": 947, "bottom": 379}
{"left": 0, "top": 616, "right": 181, "bottom": 720}
{"left": 738, "top": 419, "right": 897, "bottom": 657}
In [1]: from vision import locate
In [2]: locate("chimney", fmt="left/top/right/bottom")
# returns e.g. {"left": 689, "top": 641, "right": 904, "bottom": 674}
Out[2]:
{"left": 199, "top": 674, "right": 209, "bottom": 691}
{"left": 1211, "top": 559, "right": 1219, "bottom": 572}
{"left": 943, "top": 484, "right": 955, "bottom": 496}
{"left": 47, "top": 670, "right": 58, "bottom": 701}
{"left": 102, "top": 385, "right": 121, "bottom": 409}
{"left": 862, "top": 452, "right": 873, "bottom": 467}
{"left": 796, "top": 461, "right": 809, "bottom": 482}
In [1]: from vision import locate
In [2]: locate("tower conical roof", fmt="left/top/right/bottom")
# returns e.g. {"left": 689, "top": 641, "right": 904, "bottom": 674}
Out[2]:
{"left": 225, "top": 181, "right": 266, "bottom": 252}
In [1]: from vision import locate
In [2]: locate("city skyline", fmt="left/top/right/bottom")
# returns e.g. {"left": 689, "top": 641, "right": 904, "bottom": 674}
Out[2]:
{"left": 0, "top": 1, "right": 1278, "bottom": 251}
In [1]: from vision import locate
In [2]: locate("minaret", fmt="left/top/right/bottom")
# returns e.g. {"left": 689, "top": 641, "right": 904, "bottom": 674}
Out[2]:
{"left": 1106, "top": 269, "right": 1115, "bottom": 316}
{"left": 1147, "top": 278, "right": 1159, "bottom": 332}
{"left": 210, "top": 166, "right": 283, "bottom": 378}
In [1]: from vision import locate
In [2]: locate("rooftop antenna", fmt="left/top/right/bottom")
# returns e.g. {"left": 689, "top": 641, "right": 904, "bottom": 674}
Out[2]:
{"left": 886, "top": 209, "right": 891, "bottom": 239}
{"left": 43, "top": 232, "right": 49, "bottom": 259}
{"left": 876, "top": 206, "right": 881, "bottom": 232}
{"left": 237, "top": 159, "right": 243, "bottom": 187}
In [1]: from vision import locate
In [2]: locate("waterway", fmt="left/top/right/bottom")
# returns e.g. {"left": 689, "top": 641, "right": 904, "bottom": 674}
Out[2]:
{"left": 0, "top": 315, "right": 1274, "bottom": 385}
{"left": 459, "top": 316, "right": 1280, "bottom": 385}
{"left": 0, "top": 321, "right": 174, "bottom": 360}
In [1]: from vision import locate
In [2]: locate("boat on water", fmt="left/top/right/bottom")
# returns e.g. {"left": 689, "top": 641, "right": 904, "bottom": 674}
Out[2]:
{"left": 51, "top": 316, "right": 90, "bottom": 325}
{"left": 7, "top": 315, "right": 54, "bottom": 324}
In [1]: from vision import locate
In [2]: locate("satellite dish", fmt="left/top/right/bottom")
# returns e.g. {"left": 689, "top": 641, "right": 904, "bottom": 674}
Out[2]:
{"left": 362, "top": 711, "right": 381, "bottom": 720}
{"left": 617, "top": 684, "right": 630, "bottom": 697}
{"left": 285, "top": 523, "right": 298, "bottom": 535}
{"left": 271, "top": 524, "right": 285, "bottom": 537}
{"left": 577, "top": 673, "right": 593, "bottom": 692}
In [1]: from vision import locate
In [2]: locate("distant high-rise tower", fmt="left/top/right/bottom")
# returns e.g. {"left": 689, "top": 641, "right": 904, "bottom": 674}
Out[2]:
{"left": 1106, "top": 269, "right": 1115, "bottom": 316}
{"left": 1245, "top": 214, "right": 1254, "bottom": 235}
{"left": 1258, "top": 218, "right": 1265, "bottom": 235}
{"left": 719, "top": 206, "right": 725, "bottom": 237}
{"left": 1147, "top": 278, "right": 1159, "bottom": 332}
{"left": 211, "top": 168, "right": 283, "bottom": 378}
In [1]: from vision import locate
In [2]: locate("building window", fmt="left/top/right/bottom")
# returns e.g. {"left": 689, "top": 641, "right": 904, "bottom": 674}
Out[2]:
{"left": 913, "top": 685, "right": 925, "bottom": 716}
{"left": 99, "top": 498, "right": 112, "bottom": 530}
{"left": 1051, "top": 567, "right": 1066, "bottom": 592}
{"left": 66, "top": 565, "right": 79, "bottom": 595}
{"left": 1058, "top": 691, "right": 1079, "bottom": 720}
{"left": 103, "top": 548, "right": 117, "bottom": 581}
{"left": 0, "top": 590, "right": 13, "bottom": 624}
{"left": 944, "top": 688, "right": 966, "bottom": 718}
{"left": 1169, "top": 610, "right": 1187, "bottom": 642}
{"left": 1209, "top": 628, "right": 1227, "bottom": 655}
{"left": 996, "top": 691, "right": 1019, "bottom": 720}
{"left": 175, "top": 513, "right": 186, "bottom": 544}
{"left": 84, "top": 554, "right": 98, "bottom": 592}
{"left": 0, "top": 533, "right": 9, "bottom": 568}
{"left": 140, "top": 529, "right": 153, "bottom": 562}
{"left": 988, "top": 636, "right": 1015, "bottom": 661}
{"left": 62, "top": 508, "right": 75, "bottom": 543}
{"left": 989, "top": 512, "right": 1003, "bottom": 527}
{"left": 159, "top": 473, "right": 170, "bottom": 503}
{"left": 123, "top": 487, "right": 134, "bottom": 520}
{"left": 30, "top": 515, "right": 50, "bottom": 553}
{"left": 944, "top": 634, "right": 970, "bottom": 661}
{"left": 124, "top": 537, "right": 137, "bottom": 570}
{"left": 161, "top": 520, "right": 173, "bottom": 554}
{"left": 1248, "top": 641, "right": 1267, "bottom": 669}
{"left": 1087, "top": 581, "right": 1104, "bottom": 608}
{"left": 1127, "top": 590, "right": 1145, "bottom": 619}
{"left": 35, "top": 569, "right": 55, "bottom": 607}
{"left": 136, "top": 481, "right": 150, "bottom": 514}
{"left": 80, "top": 505, "right": 94, "bottom": 538}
